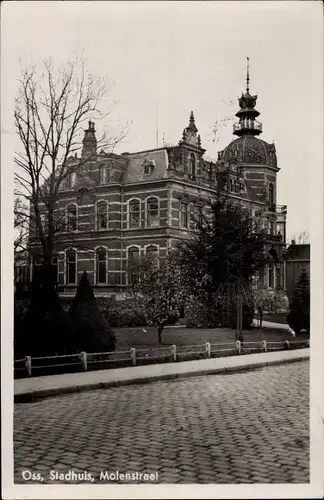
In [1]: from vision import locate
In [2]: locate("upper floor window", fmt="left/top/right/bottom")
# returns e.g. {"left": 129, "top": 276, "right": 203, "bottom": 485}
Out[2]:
{"left": 180, "top": 202, "right": 188, "bottom": 229}
{"left": 129, "top": 199, "right": 141, "bottom": 228}
{"left": 66, "top": 204, "right": 77, "bottom": 231}
{"left": 230, "top": 179, "right": 233, "bottom": 192}
{"left": 188, "top": 153, "right": 196, "bottom": 179}
{"left": 61, "top": 172, "right": 76, "bottom": 190}
{"left": 66, "top": 249, "right": 77, "bottom": 285}
{"left": 99, "top": 165, "right": 109, "bottom": 184}
{"left": 96, "top": 200, "right": 108, "bottom": 230}
{"left": 143, "top": 160, "right": 155, "bottom": 175}
{"left": 95, "top": 247, "right": 107, "bottom": 284}
{"left": 269, "top": 183, "right": 274, "bottom": 208}
{"left": 146, "top": 197, "right": 159, "bottom": 227}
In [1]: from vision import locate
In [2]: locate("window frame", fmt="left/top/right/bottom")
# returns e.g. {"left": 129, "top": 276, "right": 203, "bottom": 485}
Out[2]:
{"left": 95, "top": 246, "right": 108, "bottom": 285}
{"left": 66, "top": 203, "right": 78, "bottom": 232}
{"left": 128, "top": 198, "right": 141, "bottom": 229}
{"left": 65, "top": 248, "right": 77, "bottom": 285}
{"left": 96, "top": 199, "right": 109, "bottom": 231}
{"left": 180, "top": 201, "right": 189, "bottom": 229}
{"left": 146, "top": 196, "right": 159, "bottom": 228}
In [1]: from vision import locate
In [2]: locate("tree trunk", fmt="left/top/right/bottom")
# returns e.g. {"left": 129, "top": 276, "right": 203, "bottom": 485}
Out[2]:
{"left": 157, "top": 325, "right": 163, "bottom": 344}
{"left": 259, "top": 308, "right": 263, "bottom": 329}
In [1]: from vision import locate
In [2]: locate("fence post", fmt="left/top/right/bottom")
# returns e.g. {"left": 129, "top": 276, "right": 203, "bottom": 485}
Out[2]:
{"left": 130, "top": 348, "right": 136, "bottom": 366}
{"left": 25, "top": 356, "right": 31, "bottom": 377}
{"left": 205, "top": 342, "right": 211, "bottom": 358}
{"left": 80, "top": 351, "right": 87, "bottom": 371}
{"left": 235, "top": 340, "right": 241, "bottom": 355}
{"left": 284, "top": 340, "right": 290, "bottom": 350}
{"left": 262, "top": 340, "right": 267, "bottom": 352}
{"left": 171, "top": 344, "right": 177, "bottom": 362}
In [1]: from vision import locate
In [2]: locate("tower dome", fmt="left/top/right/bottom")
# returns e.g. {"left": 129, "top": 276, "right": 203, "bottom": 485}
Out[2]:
{"left": 218, "top": 58, "right": 277, "bottom": 169}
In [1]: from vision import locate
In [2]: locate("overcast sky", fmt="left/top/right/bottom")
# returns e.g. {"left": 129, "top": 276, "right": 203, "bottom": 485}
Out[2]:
{"left": 2, "top": 0, "right": 323, "bottom": 241}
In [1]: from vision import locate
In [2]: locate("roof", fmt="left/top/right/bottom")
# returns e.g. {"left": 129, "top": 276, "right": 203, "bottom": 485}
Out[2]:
{"left": 122, "top": 149, "right": 169, "bottom": 184}
{"left": 220, "top": 136, "right": 278, "bottom": 168}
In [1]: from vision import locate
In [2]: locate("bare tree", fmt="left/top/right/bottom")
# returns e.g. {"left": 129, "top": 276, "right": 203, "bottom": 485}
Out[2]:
{"left": 14, "top": 56, "right": 127, "bottom": 265}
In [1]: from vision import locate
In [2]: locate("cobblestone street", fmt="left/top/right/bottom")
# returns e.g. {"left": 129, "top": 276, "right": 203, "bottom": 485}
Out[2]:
{"left": 14, "top": 361, "right": 309, "bottom": 484}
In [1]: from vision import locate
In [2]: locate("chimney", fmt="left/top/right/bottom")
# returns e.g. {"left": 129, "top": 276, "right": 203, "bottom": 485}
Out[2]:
{"left": 81, "top": 121, "right": 97, "bottom": 160}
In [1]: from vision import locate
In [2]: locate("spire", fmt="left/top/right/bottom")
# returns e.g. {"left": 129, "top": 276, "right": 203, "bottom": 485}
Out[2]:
{"left": 233, "top": 59, "right": 262, "bottom": 137}
{"left": 246, "top": 57, "right": 250, "bottom": 93}
{"left": 188, "top": 111, "right": 198, "bottom": 133}
{"left": 179, "top": 111, "right": 204, "bottom": 149}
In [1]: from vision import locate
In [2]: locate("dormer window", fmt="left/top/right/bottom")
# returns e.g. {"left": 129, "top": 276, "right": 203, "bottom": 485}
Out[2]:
{"left": 143, "top": 160, "right": 155, "bottom": 175}
{"left": 100, "top": 165, "right": 109, "bottom": 184}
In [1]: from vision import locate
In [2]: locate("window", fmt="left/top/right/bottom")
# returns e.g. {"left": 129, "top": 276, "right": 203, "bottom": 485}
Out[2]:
{"left": 180, "top": 202, "right": 188, "bottom": 228}
{"left": 40, "top": 213, "right": 47, "bottom": 233}
{"left": 269, "top": 183, "right": 274, "bottom": 208}
{"left": 66, "top": 249, "right": 76, "bottom": 284}
{"left": 230, "top": 179, "right": 233, "bottom": 192}
{"left": 189, "top": 153, "right": 196, "bottom": 179}
{"left": 129, "top": 199, "right": 141, "bottom": 228}
{"left": 100, "top": 165, "right": 109, "bottom": 184}
{"left": 143, "top": 160, "right": 154, "bottom": 175}
{"left": 145, "top": 245, "right": 158, "bottom": 261}
{"left": 61, "top": 172, "right": 76, "bottom": 190}
{"left": 66, "top": 204, "right": 77, "bottom": 231}
{"left": 96, "top": 247, "right": 107, "bottom": 284}
{"left": 128, "top": 246, "right": 140, "bottom": 283}
{"left": 147, "top": 197, "right": 159, "bottom": 227}
{"left": 268, "top": 260, "right": 274, "bottom": 288}
{"left": 96, "top": 201, "right": 108, "bottom": 230}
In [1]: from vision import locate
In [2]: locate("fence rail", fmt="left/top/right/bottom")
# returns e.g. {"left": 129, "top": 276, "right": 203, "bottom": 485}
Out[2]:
{"left": 14, "top": 338, "right": 310, "bottom": 378}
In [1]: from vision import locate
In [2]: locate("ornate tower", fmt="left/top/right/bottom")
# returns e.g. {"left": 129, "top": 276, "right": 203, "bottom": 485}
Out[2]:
{"left": 82, "top": 121, "right": 97, "bottom": 160}
{"left": 233, "top": 58, "right": 263, "bottom": 138}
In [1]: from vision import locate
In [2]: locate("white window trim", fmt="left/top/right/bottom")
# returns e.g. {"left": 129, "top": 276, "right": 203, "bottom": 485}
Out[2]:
{"left": 64, "top": 247, "right": 78, "bottom": 286}
{"left": 127, "top": 197, "right": 141, "bottom": 229}
{"left": 65, "top": 203, "right": 78, "bottom": 232}
{"left": 179, "top": 201, "right": 189, "bottom": 229}
{"left": 126, "top": 244, "right": 141, "bottom": 286}
{"left": 145, "top": 196, "right": 160, "bottom": 228}
{"left": 95, "top": 199, "right": 109, "bottom": 231}
{"left": 94, "top": 245, "right": 108, "bottom": 285}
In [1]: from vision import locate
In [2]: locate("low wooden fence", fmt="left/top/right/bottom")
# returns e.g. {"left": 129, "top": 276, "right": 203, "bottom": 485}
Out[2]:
{"left": 14, "top": 338, "right": 309, "bottom": 379}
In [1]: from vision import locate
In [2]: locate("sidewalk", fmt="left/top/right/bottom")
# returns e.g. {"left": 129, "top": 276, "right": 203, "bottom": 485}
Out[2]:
{"left": 15, "top": 348, "right": 309, "bottom": 403}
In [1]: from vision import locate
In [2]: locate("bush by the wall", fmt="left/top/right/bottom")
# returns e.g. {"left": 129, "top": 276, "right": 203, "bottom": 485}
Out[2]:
{"left": 101, "top": 301, "right": 148, "bottom": 328}
{"left": 70, "top": 271, "right": 116, "bottom": 352}
{"left": 16, "top": 265, "right": 76, "bottom": 358}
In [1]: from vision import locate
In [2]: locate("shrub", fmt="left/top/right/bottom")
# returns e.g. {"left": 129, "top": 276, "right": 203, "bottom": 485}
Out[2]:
{"left": 101, "top": 301, "right": 148, "bottom": 328}
{"left": 17, "top": 265, "right": 76, "bottom": 357}
{"left": 70, "top": 271, "right": 116, "bottom": 352}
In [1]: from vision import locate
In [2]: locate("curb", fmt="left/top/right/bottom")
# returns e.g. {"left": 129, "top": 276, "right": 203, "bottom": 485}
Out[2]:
{"left": 14, "top": 351, "right": 309, "bottom": 403}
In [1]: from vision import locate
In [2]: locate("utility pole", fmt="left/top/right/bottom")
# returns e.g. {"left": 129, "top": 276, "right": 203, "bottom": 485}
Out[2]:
{"left": 236, "top": 209, "right": 244, "bottom": 341}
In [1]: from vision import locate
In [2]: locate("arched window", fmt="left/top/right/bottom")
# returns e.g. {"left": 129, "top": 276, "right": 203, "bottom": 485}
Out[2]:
{"left": 95, "top": 247, "right": 107, "bottom": 284}
{"left": 145, "top": 245, "right": 158, "bottom": 261}
{"left": 66, "top": 204, "right": 77, "bottom": 231}
{"left": 269, "top": 183, "right": 274, "bottom": 208}
{"left": 128, "top": 246, "right": 140, "bottom": 283}
{"left": 146, "top": 197, "right": 159, "bottom": 227}
{"left": 188, "top": 153, "right": 196, "bottom": 179}
{"left": 129, "top": 199, "right": 141, "bottom": 228}
{"left": 66, "top": 249, "right": 77, "bottom": 284}
{"left": 96, "top": 200, "right": 108, "bottom": 230}
{"left": 99, "top": 165, "right": 109, "bottom": 184}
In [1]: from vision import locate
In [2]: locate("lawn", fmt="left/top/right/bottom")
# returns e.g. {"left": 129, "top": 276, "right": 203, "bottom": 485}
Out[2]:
{"left": 113, "top": 324, "right": 301, "bottom": 350}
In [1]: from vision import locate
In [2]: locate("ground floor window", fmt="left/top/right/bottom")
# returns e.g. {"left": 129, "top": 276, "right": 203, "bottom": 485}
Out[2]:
{"left": 66, "top": 249, "right": 76, "bottom": 284}
{"left": 96, "top": 248, "right": 107, "bottom": 284}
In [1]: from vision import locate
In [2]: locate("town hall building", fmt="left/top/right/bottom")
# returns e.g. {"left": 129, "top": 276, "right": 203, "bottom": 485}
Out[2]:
{"left": 22, "top": 67, "right": 287, "bottom": 299}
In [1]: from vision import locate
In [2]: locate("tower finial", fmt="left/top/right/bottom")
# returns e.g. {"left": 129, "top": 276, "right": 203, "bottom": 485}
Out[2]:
{"left": 246, "top": 57, "right": 250, "bottom": 93}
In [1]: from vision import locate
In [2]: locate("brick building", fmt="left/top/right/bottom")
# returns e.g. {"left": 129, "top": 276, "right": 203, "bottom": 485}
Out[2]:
{"left": 284, "top": 242, "right": 310, "bottom": 303}
{"left": 25, "top": 68, "right": 287, "bottom": 299}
